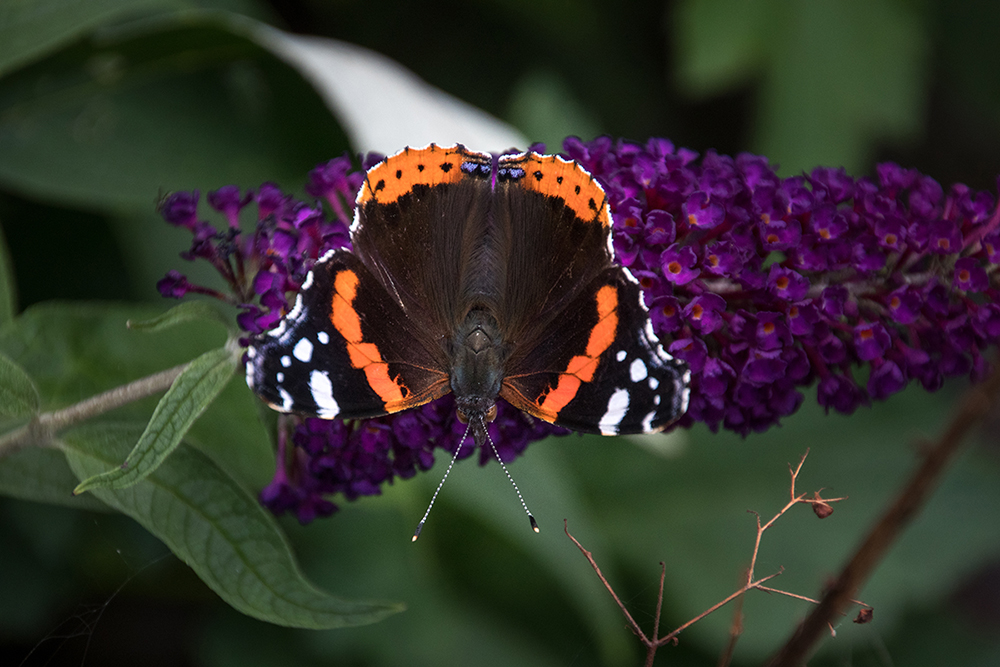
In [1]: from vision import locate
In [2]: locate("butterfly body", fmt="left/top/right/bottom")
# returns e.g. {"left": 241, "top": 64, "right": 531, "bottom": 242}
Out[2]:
{"left": 246, "top": 144, "right": 689, "bottom": 447}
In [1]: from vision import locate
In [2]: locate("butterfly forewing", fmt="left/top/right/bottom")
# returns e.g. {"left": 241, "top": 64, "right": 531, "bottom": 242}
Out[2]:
{"left": 246, "top": 250, "right": 449, "bottom": 419}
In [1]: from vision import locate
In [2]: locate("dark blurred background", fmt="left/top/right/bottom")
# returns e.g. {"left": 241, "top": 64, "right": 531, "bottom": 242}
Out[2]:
{"left": 2, "top": 1, "right": 1000, "bottom": 665}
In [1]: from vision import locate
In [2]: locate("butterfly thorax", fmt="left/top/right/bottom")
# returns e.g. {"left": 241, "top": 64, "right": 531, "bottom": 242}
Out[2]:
{"left": 449, "top": 308, "right": 506, "bottom": 444}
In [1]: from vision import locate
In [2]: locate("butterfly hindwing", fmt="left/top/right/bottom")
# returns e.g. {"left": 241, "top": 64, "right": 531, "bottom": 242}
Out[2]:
{"left": 500, "top": 267, "right": 689, "bottom": 435}
{"left": 246, "top": 249, "right": 450, "bottom": 419}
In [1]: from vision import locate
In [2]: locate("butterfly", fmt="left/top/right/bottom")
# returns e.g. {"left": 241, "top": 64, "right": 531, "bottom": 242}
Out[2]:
{"left": 246, "top": 144, "right": 689, "bottom": 454}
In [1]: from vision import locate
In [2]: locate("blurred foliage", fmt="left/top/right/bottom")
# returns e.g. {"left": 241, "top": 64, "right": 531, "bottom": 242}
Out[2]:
{"left": 1, "top": 0, "right": 1000, "bottom": 666}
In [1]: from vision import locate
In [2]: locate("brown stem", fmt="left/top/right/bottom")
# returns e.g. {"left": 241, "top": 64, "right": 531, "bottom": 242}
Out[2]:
{"left": 0, "top": 363, "right": 188, "bottom": 458}
{"left": 768, "top": 363, "right": 1000, "bottom": 666}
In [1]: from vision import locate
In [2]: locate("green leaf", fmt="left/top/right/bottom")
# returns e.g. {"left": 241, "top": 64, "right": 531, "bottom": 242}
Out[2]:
{"left": 0, "top": 12, "right": 350, "bottom": 212}
{"left": 0, "top": 350, "right": 39, "bottom": 419}
{"left": 0, "top": 0, "right": 181, "bottom": 77}
{"left": 127, "top": 300, "right": 233, "bottom": 334}
{"left": 61, "top": 423, "right": 403, "bottom": 628}
{"left": 73, "top": 345, "right": 238, "bottom": 494}
{"left": 0, "top": 445, "right": 108, "bottom": 511}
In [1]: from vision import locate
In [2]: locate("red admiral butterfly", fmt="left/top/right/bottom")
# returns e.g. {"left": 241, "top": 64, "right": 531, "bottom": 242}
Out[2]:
{"left": 246, "top": 144, "right": 689, "bottom": 455}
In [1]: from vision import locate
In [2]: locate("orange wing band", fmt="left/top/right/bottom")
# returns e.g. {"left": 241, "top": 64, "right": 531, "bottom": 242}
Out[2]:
{"left": 329, "top": 269, "right": 408, "bottom": 408}
{"left": 533, "top": 285, "right": 619, "bottom": 419}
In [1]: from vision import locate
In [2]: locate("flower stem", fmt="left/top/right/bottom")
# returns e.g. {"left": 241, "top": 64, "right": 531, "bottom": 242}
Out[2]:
{"left": 0, "top": 363, "right": 188, "bottom": 458}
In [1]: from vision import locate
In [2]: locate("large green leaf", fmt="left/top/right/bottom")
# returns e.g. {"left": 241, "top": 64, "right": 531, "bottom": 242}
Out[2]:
{"left": 62, "top": 423, "right": 402, "bottom": 628}
{"left": 0, "top": 12, "right": 350, "bottom": 211}
{"left": 74, "top": 344, "right": 237, "bottom": 494}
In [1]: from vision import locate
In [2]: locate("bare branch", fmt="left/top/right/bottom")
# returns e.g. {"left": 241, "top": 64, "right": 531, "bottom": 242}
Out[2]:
{"left": 0, "top": 363, "right": 188, "bottom": 458}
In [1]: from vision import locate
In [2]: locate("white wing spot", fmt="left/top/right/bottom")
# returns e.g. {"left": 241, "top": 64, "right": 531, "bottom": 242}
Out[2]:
{"left": 642, "top": 410, "right": 657, "bottom": 432}
{"left": 309, "top": 370, "right": 340, "bottom": 418}
{"left": 278, "top": 387, "right": 293, "bottom": 411}
{"left": 280, "top": 355, "right": 292, "bottom": 368}
{"left": 630, "top": 358, "right": 648, "bottom": 382}
{"left": 654, "top": 395, "right": 661, "bottom": 405}
{"left": 648, "top": 377, "right": 659, "bottom": 390}
{"left": 276, "top": 372, "right": 285, "bottom": 383}
{"left": 616, "top": 349, "right": 627, "bottom": 362}
{"left": 317, "top": 331, "right": 330, "bottom": 345}
{"left": 598, "top": 388, "right": 630, "bottom": 435}
{"left": 293, "top": 337, "right": 314, "bottom": 363}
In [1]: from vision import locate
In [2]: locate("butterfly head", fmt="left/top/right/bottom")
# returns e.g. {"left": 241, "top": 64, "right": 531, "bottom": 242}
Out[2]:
{"left": 455, "top": 397, "right": 498, "bottom": 448}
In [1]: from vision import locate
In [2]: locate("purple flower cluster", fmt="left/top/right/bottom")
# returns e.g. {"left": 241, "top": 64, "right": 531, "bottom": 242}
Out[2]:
{"left": 160, "top": 138, "right": 1000, "bottom": 521}
{"left": 564, "top": 137, "right": 1000, "bottom": 434}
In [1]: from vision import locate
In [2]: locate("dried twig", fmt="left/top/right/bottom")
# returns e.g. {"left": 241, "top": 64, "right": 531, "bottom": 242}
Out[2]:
{"left": 566, "top": 451, "right": 860, "bottom": 665}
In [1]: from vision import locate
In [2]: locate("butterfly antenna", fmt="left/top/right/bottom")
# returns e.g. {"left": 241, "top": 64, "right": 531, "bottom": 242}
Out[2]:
{"left": 484, "top": 417, "right": 539, "bottom": 534}
{"left": 412, "top": 422, "right": 470, "bottom": 542}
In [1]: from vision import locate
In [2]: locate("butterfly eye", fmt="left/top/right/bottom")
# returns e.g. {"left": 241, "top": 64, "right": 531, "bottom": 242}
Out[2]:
{"left": 456, "top": 410, "right": 469, "bottom": 424}
{"left": 485, "top": 404, "right": 497, "bottom": 422}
